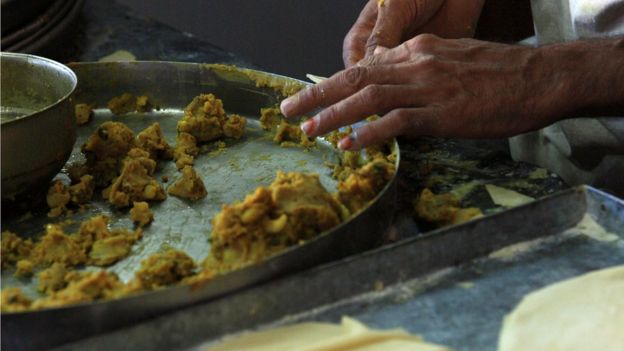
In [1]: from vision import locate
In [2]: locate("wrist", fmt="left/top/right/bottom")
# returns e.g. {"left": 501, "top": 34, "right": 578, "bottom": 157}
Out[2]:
{"left": 540, "top": 38, "right": 624, "bottom": 119}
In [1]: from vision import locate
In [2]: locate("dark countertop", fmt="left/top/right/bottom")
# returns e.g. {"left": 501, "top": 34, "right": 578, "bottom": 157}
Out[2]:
{"left": 52, "top": 0, "right": 256, "bottom": 67}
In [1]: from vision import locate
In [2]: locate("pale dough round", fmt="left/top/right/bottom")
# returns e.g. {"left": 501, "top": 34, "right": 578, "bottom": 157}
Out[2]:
{"left": 499, "top": 265, "right": 624, "bottom": 351}
{"left": 206, "top": 317, "right": 451, "bottom": 351}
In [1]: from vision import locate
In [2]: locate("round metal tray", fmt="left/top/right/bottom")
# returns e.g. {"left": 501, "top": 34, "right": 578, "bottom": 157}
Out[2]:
{"left": 1, "top": 62, "right": 400, "bottom": 350}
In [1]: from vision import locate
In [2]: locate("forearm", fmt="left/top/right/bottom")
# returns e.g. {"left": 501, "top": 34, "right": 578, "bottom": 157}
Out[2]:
{"left": 547, "top": 37, "right": 624, "bottom": 119}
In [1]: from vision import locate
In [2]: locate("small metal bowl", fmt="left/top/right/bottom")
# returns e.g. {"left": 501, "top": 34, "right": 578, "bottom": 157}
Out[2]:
{"left": 1, "top": 52, "right": 77, "bottom": 200}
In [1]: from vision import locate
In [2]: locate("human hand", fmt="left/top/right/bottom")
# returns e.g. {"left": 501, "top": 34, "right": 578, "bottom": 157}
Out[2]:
{"left": 282, "top": 35, "right": 579, "bottom": 150}
{"left": 343, "top": 0, "right": 485, "bottom": 67}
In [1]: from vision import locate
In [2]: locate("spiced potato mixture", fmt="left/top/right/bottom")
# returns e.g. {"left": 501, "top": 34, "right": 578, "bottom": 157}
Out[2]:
{"left": 1, "top": 93, "right": 395, "bottom": 312}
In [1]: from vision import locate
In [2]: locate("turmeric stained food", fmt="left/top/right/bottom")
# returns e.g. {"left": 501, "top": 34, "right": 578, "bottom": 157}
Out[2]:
{"left": 130, "top": 201, "right": 154, "bottom": 227}
{"left": 105, "top": 148, "right": 166, "bottom": 208}
{"left": 168, "top": 166, "right": 207, "bottom": 201}
{"left": 207, "top": 172, "right": 347, "bottom": 273}
{"left": 177, "top": 94, "right": 246, "bottom": 143}
{"left": 1, "top": 91, "right": 396, "bottom": 313}
{"left": 107, "top": 93, "right": 152, "bottom": 115}
{"left": 414, "top": 188, "right": 482, "bottom": 226}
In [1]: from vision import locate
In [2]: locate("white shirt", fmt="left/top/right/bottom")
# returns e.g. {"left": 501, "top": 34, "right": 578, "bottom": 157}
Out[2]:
{"left": 509, "top": 0, "right": 624, "bottom": 195}
{"left": 532, "top": 0, "right": 624, "bottom": 44}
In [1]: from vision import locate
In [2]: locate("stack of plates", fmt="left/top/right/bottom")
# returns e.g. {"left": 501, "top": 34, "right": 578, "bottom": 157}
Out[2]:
{"left": 1, "top": 0, "right": 84, "bottom": 54}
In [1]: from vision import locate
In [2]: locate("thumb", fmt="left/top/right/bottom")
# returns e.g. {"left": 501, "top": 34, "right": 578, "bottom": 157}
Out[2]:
{"left": 365, "top": 1, "right": 408, "bottom": 57}
{"left": 365, "top": 0, "right": 444, "bottom": 57}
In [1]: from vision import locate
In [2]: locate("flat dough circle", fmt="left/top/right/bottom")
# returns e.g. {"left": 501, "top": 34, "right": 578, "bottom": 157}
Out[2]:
{"left": 206, "top": 317, "right": 451, "bottom": 351}
{"left": 499, "top": 265, "right": 624, "bottom": 351}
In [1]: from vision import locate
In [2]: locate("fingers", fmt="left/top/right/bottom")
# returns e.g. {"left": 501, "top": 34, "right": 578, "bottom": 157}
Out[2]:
{"left": 301, "top": 84, "right": 429, "bottom": 137}
{"left": 281, "top": 64, "right": 408, "bottom": 118}
{"left": 365, "top": 0, "right": 444, "bottom": 57}
{"left": 343, "top": 0, "right": 379, "bottom": 67}
{"left": 338, "top": 108, "right": 439, "bottom": 150}
{"left": 359, "top": 34, "right": 453, "bottom": 67}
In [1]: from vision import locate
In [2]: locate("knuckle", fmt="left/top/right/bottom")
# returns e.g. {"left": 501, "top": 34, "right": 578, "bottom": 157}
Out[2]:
{"left": 307, "top": 85, "right": 325, "bottom": 101}
{"left": 407, "top": 33, "right": 437, "bottom": 52}
{"left": 342, "top": 66, "right": 369, "bottom": 89}
{"left": 417, "top": 33, "right": 438, "bottom": 44}
{"left": 323, "top": 105, "right": 341, "bottom": 124}
{"left": 413, "top": 54, "right": 444, "bottom": 75}
{"left": 360, "top": 84, "right": 383, "bottom": 108}
{"left": 393, "top": 109, "right": 412, "bottom": 130}
{"left": 417, "top": 55, "right": 438, "bottom": 68}
{"left": 358, "top": 54, "right": 380, "bottom": 67}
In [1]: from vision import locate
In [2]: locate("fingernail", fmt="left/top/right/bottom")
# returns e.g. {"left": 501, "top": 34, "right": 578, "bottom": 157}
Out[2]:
{"left": 338, "top": 136, "right": 353, "bottom": 150}
{"left": 301, "top": 117, "right": 316, "bottom": 136}
{"left": 280, "top": 98, "right": 294, "bottom": 116}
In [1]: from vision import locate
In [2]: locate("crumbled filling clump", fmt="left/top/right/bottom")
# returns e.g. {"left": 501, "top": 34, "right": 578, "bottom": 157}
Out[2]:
{"left": 207, "top": 171, "right": 346, "bottom": 273}
{"left": 37, "top": 263, "right": 68, "bottom": 293}
{"left": 414, "top": 188, "right": 482, "bottom": 226}
{"left": 31, "top": 271, "right": 124, "bottom": 310}
{"left": 259, "top": 107, "right": 282, "bottom": 131}
{"left": 0, "top": 231, "right": 33, "bottom": 270}
{"left": 223, "top": 114, "right": 247, "bottom": 139}
{"left": 130, "top": 201, "right": 154, "bottom": 227}
{"left": 132, "top": 249, "right": 196, "bottom": 290}
{"left": 107, "top": 93, "right": 152, "bottom": 115}
{"left": 337, "top": 158, "right": 395, "bottom": 214}
{"left": 1, "top": 288, "right": 32, "bottom": 313}
{"left": 30, "top": 224, "right": 87, "bottom": 267}
{"left": 82, "top": 121, "right": 135, "bottom": 187}
{"left": 177, "top": 94, "right": 246, "bottom": 142}
{"left": 136, "top": 122, "right": 173, "bottom": 160}
{"left": 173, "top": 132, "right": 199, "bottom": 170}
{"left": 4, "top": 215, "right": 142, "bottom": 272}
{"left": 105, "top": 148, "right": 166, "bottom": 208}
{"left": 14, "top": 259, "right": 34, "bottom": 277}
{"left": 168, "top": 166, "right": 207, "bottom": 201}
{"left": 273, "top": 120, "right": 315, "bottom": 148}
{"left": 259, "top": 106, "right": 317, "bottom": 148}
{"left": 1, "top": 93, "right": 398, "bottom": 313}
{"left": 74, "top": 103, "right": 93, "bottom": 125}
{"left": 46, "top": 175, "right": 95, "bottom": 217}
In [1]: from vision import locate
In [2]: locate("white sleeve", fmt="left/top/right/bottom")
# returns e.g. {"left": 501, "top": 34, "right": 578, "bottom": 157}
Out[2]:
{"left": 569, "top": 0, "right": 624, "bottom": 37}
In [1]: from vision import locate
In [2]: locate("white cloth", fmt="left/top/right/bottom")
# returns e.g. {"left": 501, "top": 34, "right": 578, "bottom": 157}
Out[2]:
{"left": 531, "top": 0, "right": 624, "bottom": 43}
{"left": 510, "top": 0, "right": 624, "bottom": 195}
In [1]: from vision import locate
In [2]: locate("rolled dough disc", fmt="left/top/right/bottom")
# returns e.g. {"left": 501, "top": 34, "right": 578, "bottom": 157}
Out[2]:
{"left": 205, "top": 317, "right": 452, "bottom": 351}
{"left": 499, "top": 265, "right": 624, "bottom": 351}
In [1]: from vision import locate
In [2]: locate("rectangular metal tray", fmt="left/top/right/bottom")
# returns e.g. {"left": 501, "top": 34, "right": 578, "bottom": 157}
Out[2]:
{"left": 50, "top": 186, "right": 624, "bottom": 351}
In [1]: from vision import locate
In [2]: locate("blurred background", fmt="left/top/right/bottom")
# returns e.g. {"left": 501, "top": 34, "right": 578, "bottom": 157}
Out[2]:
{"left": 116, "top": 0, "right": 534, "bottom": 79}
{"left": 1, "top": 0, "right": 533, "bottom": 80}
{"left": 115, "top": 0, "right": 367, "bottom": 79}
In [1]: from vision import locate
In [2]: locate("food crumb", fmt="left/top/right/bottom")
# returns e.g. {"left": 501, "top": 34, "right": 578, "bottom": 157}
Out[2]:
{"left": 38, "top": 263, "right": 68, "bottom": 293}
{"left": 14, "top": 259, "right": 34, "bottom": 278}
{"left": 130, "top": 201, "right": 154, "bottom": 227}
{"left": 374, "top": 280, "right": 384, "bottom": 291}
{"left": 75, "top": 103, "right": 93, "bottom": 125}
{"left": 168, "top": 166, "right": 207, "bottom": 201}
{"left": 107, "top": 93, "right": 152, "bottom": 115}
{"left": 457, "top": 281, "right": 475, "bottom": 289}
{"left": 133, "top": 249, "right": 196, "bottom": 290}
